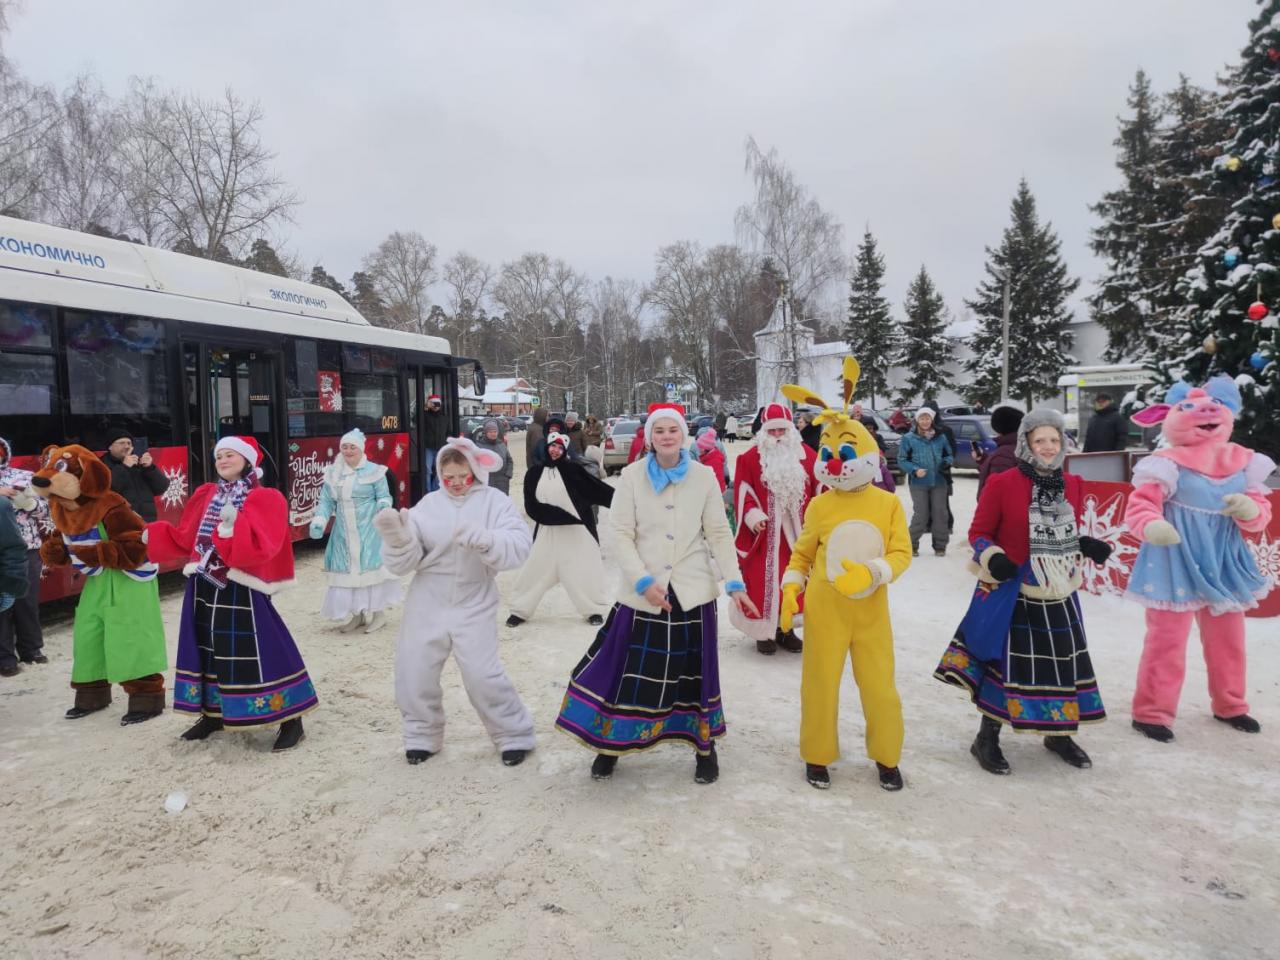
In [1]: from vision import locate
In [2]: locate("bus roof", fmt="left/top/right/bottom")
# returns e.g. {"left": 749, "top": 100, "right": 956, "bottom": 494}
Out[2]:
{"left": 0, "top": 216, "right": 452, "bottom": 356}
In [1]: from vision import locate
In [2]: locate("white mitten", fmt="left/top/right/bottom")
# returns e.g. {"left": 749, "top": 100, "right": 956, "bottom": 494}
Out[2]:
{"left": 455, "top": 524, "right": 493, "bottom": 552}
{"left": 217, "top": 503, "right": 238, "bottom": 538}
{"left": 1142, "top": 518, "right": 1182, "bottom": 547}
{"left": 374, "top": 508, "right": 413, "bottom": 549}
{"left": 11, "top": 488, "right": 36, "bottom": 512}
{"left": 1221, "top": 493, "right": 1261, "bottom": 522}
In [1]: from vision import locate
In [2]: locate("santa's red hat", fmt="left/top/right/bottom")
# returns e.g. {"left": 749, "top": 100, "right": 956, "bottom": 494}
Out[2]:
{"left": 643, "top": 402, "right": 688, "bottom": 445}
{"left": 214, "top": 435, "right": 263, "bottom": 477}
{"left": 760, "top": 402, "right": 795, "bottom": 432}
{"left": 427, "top": 394, "right": 442, "bottom": 404}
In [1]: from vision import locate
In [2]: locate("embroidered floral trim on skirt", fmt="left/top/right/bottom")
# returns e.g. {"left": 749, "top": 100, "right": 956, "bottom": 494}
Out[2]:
{"left": 174, "top": 577, "right": 318, "bottom": 728}
{"left": 556, "top": 591, "right": 724, "bottom": 756}
{"left": 934, "top": 592, "right": 1105, "bottom": 734}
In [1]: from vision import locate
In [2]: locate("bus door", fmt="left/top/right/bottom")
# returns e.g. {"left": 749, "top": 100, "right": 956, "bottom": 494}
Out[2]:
{"left": 184, "top": 343, "right": 283, "bottom": 488}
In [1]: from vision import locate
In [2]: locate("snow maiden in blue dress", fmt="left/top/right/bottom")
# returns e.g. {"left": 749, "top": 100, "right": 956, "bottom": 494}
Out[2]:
{"left": 310, "top": 429, "right": 404, "bottom": 634}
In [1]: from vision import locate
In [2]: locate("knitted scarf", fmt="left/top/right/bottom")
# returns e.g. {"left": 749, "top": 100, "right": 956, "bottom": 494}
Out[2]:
{"left": 646, "top": 449, "right": 691, "bottom": 494}
{"left": 194, "top": 473, "right": 258, "bottom": 587}
{"left": 1016, "top": 459, "right": 1078, "bottom": 594}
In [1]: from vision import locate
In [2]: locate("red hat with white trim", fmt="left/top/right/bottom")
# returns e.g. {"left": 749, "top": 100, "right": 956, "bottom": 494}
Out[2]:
{"left": 643, "top": 402, "right": 688, "bottom": 445}
{"left": 214, "top": 435, "right": 263, "bottom": 477}
{"left": 760, "top": 402, "right": 795, "bottom": 432}
{"left": 427, "top": 394, "right": 442, "bottom": 404}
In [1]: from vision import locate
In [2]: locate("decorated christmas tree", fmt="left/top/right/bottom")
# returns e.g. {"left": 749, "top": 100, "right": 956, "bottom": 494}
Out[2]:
{"left": 1169, "top": 0, "right": 1280, "bottom": 459}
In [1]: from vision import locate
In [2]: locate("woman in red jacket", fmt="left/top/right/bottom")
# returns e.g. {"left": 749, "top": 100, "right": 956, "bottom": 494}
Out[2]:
{"left": 148, "top": 436, "right": 316, "bottom": 751}
{"left": 933, "top": 409, "right": 1111, "bottom": 775}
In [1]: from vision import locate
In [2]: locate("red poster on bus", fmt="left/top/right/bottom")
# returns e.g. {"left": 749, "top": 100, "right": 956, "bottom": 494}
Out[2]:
{"left": 317, "top": 370, "right": 342, "bottom": 412}
{"left": 286, "top": 432, "right": 409, "bottom": 530}
{"left": 1077, "top": 480, "right": 1280, "bottom": 619}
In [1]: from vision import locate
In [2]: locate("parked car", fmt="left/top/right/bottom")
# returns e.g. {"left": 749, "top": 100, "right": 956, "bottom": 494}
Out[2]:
{"left": 734, "top": 412, "right": 755, "bottom": 440}
{"left": 946, "top": 415, "right": 998, "bottom": 470}
{"left": 603, "top": 418, "right": 642, "bottom": 474}
{"left": 940, "top": 404, "right": 985, "bottom": 418}
{"left": 502, "top": 415, "right": 525, "bottom": 432}
{"left": 460, "top": 415, "right": 488, "bottom": 441}
{"left": 690, "top": 414, "right": 715, "bottom": 435}
{"left": 865, "top": 411, "right": 902, "bottom": 475}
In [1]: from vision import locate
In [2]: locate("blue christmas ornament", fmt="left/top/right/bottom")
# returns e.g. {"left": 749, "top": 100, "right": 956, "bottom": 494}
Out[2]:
{"left": 1251, "top": 352, "right": 1268, "bottom": 370}
{"left": 1260, "top": 175, "right": 1278, "bottom": 188}
{"left": 1224, "top": 251, "right": 1239, "bottom": 268}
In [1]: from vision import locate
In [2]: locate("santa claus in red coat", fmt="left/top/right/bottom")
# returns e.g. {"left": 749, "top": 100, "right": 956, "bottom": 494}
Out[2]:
{"left": 730, "top": 402, "right": 818, "bottom": 654}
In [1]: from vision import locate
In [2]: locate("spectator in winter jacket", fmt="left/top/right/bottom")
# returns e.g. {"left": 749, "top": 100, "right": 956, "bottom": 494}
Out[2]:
{"left": 1083, "top": 393, "right": 1128, "bottom": 452}
{"left": 850, "top": 403, "right": 885, "bottom": 451}
{"left": 101, "top": 429, "right": 168, "bottom": 522}
{"left": 0, "top": 436, "right": 47, "bottom": 675}
{"left": 887, "top": 408, "right": 911, "bottom": 432}
{"left": 565, "top": 413, "right": 588, "bottom": 456}
{"left": 798, "top": 411, "right": 823, "bottom": 452}
{"left": 422, "top": 394, "right": 449, "bottom": 492}
{"left": 476, "top": 419, "right": 515, "bottom": 494}
{"left": 714, "top": 411, "right": 728, "bottom": 440}
{"left": 976, "top": 401, "right": 1025, "bottom": 497}
{"left": 898, "top": 408, "right": 953, "bottom": 556}
{"left": 582, "top": 415, "right": 605, "bottom": 448}
{"left": 0, "top": 497, "right": 34, "bottom": 677}
{"left": 627, "top": 415, "right": 649, "bottom": 465}
{"left": 526, "top": 408, "right": 549, "bottom": 463}
{"left": 695, "top": 428, "right": 727, "bottom": 493}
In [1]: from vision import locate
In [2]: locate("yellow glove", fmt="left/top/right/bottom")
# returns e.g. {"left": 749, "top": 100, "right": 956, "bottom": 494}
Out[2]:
{"left": 779, "top": 583, "right": 801, "bottom": 633}
{"left": 834, "top": 559, "right": 874, "bottom": 597}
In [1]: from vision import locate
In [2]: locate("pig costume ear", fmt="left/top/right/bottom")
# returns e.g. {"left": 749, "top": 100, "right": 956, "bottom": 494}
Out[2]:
{"left": 1131, "top": 404, "right": 1170, "bottom": 426}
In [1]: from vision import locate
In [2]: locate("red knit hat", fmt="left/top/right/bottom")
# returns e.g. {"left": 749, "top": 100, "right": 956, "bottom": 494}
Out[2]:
{"left": 760, "top": 403, "right": 794, "bottom": 432}
{"left": 643, "top": 402, "right": 688, "bottom": 445}
{"left": 214, "top": 435, "right": 263, "bottom": 477}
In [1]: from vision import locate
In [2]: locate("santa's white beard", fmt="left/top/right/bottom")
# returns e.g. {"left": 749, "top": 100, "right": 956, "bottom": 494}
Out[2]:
{"left": 757, "top": 430, "right": 808, "bottom": 518}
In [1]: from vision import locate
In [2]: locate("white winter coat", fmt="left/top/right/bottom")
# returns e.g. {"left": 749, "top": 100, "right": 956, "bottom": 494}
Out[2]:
{"left": 610, "top": 457, "right": 743, "bottom": 614}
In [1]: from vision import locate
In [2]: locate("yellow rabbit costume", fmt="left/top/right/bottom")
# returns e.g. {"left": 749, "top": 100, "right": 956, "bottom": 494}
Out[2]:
{"left": 779, "top": 358, "right": 913, "bottom": 790}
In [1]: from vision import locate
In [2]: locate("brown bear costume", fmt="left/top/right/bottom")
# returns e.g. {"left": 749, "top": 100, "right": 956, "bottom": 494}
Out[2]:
{"left": 32, "top": 444, "right": 168, "bottom": 723}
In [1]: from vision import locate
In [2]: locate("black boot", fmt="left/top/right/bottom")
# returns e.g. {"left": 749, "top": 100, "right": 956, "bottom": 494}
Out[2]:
{"left": 1043, "top": 735, "right": 1091, "bottom": 769}
{"left": 405, "top": 749, "right": 433, "bottom": 765}
{"left": 775, "top": 628, "right": 803, "bottom": 653}
{"left": 505, "top": 615, "right": 525, "bottom": 627}
{"left": 590, "top": 753, "right": 617, "bottom": 781}
{"left": 180, "top": 715, "right": 224, "bottom": 741}
{"left": 694, "top": 744, "right": 719, "bottom": 784}
{"left": 272, "top": 717, "right": 305, "bottom": 752}
{"left": 587, "top": 614, "right": 604, "bottom": 626}
{"left": 970, "top": 715, "right": 1011, "bottom": 775}
{"left": 501, "top": 749, "right": 527, "bottom": 766}
{"left": 805, "top": 764, "right": 830, "bottom": 789}
{"left": 1215, "top": 713, "right": 1261, "bottom": 733}
{"left": 1131, "top": 719, "right": 1175, "bottom": 743}
{"left": 876, "top": 763, "right": 904, "bottom": 791}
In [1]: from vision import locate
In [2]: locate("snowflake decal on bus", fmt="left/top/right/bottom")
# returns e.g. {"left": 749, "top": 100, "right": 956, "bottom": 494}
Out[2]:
{"left": 1078, "top": 491, "right": 1141, "bottom": 596}
{"left": 1248, "top": 533, "right": 1280, "bottom": 585}
{"left": 160, "top": 466, "right": 188, "bottom": 509}
{"left": 377, "top": 436, "right": 385, "bottom": 451}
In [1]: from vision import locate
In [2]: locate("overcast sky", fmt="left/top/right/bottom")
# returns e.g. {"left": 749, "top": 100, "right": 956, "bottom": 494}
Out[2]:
{"left": 7, "top": 0, "right": 1260, "bottom": 326}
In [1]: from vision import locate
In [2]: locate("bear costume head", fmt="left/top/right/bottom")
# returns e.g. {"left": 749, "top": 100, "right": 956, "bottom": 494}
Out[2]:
{"left": 30, "top": 443, "right": 125, "bottom": 535}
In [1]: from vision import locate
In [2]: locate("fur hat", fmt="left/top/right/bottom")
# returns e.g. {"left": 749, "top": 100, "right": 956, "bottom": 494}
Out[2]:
{"left": 915, "top": 407, "right": 937, "bottom": 422}
{"left": 340, "top": 428, "right": 366, "bottom": 450}
{"left": 1015, "top": 407, "right": 1067, "bottom": 470}
{"left": 214, "top": 435, "right": 263, "bottom": 477}
{"left": 990, "top": 400, "right": 1026, "bottom": 436}
{"left": 643, "top": 403, "right": 688, "bottom": 445}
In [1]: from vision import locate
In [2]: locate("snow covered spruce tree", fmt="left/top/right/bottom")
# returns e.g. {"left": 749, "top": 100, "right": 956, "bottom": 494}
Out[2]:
{"left": 1163, "top": 0, "right": 1280, "bottom": 459}
{"left": 1088, "top": 69, "right": 1163, "bottom": 361}
{"left": 898, "top": 265, "right": 953, "bottom": 402}
{"left": 964, "top": 179, "right": 1080, "bottom": 407}
{"left": 843, "top": 228, "right": 896, "bottom": 406}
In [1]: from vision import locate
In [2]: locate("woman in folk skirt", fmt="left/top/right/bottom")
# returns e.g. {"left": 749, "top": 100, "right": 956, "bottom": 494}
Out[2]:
{"left": 148, "top": 436, "right": 316, "bottom": 751}
{"left": 933, "top": 408, "right": 1112, "bottom": 774}
{"left": 555, "top": 404, "right": 758, "bottom": 785}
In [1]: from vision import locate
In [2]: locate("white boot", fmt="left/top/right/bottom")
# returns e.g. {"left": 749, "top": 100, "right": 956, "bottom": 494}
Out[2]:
{"left": 338, "top": 614, "right": 364, "bottom": 634}
{"left": 364, "top": 610, "right": 386, "bottom": 634}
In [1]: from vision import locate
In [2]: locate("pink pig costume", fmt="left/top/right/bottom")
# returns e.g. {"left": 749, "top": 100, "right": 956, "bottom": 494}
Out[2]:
{"left": 1124, "top": 376, "right": 1275, "bottom": 742}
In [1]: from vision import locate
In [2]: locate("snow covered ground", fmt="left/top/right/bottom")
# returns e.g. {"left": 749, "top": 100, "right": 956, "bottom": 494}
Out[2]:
{"left": 1, "top": 440, "right": 1277, "bottom": 959}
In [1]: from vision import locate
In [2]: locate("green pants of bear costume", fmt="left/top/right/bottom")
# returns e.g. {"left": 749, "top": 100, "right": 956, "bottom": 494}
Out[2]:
{"left": 70, "top": 569, "right": 168, "bottom": 714}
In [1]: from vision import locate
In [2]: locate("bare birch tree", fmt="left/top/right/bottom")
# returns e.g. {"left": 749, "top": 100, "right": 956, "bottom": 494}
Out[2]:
{"left": 113, "top": 78, "right": 180, "bottom": 246}
{"left": 0, "top": 47, "right": 57, "bottom": 218}
{"left": 649, "top": 240, "right": 717, "bottom": 403}
{"left": 442, "top": 251, "right": 493, "bottom": 359}
{"left": 361, "top": 230, "right": 438, "bottom": 334}
{"left": 735, "top": 136, "right": 846, "bottom": 386}
{"left": 143, "top": 87, "right": 299, "bottom": 260}
{"left": 494, "top": 252, "right": 587, "bottom": 410}
{"left": 41, "top": 74, "right": 121, "bottom": 232}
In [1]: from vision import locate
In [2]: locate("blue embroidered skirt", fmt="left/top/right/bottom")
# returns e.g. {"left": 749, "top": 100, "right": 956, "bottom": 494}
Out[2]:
{"left": 556, "top": 592, "right": 724, "bottom": 757}
{"left": 934, "top": 593, "right": 1105, "bottom": 734}
{"left": 174, "top": 576, "right": 318, "bottom": 728}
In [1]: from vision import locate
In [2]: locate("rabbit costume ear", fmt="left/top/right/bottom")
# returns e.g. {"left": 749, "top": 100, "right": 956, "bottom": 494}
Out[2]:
{"left": 439, "top": 436, "right": 501, "bottom": 485}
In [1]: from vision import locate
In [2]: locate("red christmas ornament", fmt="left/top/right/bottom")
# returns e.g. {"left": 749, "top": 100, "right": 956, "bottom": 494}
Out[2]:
{"left": 1248, "top": 301, "right": 1269, "bottom": 321}
{"left": 1269, "top": 47, "right": 1280, "bottom": 63}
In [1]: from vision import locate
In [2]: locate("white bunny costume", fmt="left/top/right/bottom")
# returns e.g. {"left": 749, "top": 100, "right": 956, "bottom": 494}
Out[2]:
{"left": 376, "top": 437, "right": 535, "bottom": 755}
